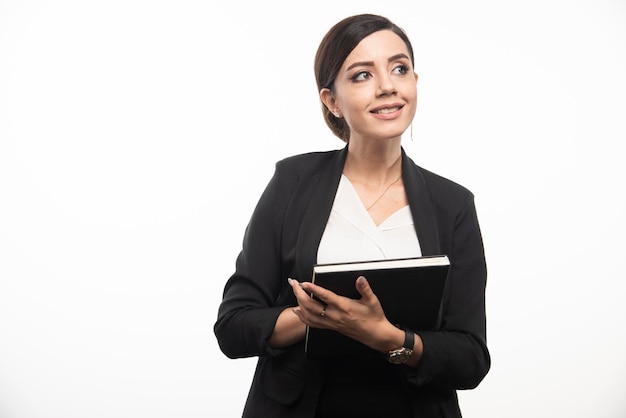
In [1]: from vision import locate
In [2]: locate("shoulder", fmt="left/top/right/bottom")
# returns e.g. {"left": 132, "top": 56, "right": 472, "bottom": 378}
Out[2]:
{"left": 404, "top": 154, "right": 475, "bottom": 210}
{"left": 255, "top": 148, "right": 344, "bottom": 203}
{"left": 275, "top": 149, "right": 343, "bottom": 175}
{"left": 419, "top": 166, "right": 473, "bottom": 199}
{"left": 267, "top": 148, "right": 345, "bottom": 191}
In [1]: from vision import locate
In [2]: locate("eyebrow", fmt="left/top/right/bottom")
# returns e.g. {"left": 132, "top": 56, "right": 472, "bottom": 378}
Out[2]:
{"left": 345, "top": 53, "right": 410, "bottom": 72}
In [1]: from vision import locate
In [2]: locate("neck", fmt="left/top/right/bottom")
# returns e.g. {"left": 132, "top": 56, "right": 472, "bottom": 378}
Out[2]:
{"left": 344, "top": 140, "right": 403, "bottom": 186}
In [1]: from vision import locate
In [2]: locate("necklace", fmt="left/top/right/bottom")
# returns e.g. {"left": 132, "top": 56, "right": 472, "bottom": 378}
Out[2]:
{"left": 365, "top": 174, "right": 402, "bottom": 211}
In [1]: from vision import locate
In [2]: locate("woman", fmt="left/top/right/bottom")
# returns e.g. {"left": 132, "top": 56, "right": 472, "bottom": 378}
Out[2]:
{"left": 214, "top": 13, "right": 490, "bottom": 418}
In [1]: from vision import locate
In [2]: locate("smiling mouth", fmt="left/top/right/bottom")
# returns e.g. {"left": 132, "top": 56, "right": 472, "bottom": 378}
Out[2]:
{"left": 372, "top": 106, "right": 402, "bottom": 114}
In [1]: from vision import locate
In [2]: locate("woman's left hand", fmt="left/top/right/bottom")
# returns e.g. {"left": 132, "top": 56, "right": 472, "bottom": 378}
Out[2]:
{"left": 288, "top": 276, "right": 400, "bottom": 352}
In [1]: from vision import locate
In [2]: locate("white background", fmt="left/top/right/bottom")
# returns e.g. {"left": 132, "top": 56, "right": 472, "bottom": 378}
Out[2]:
{"left": 1, "top": 0, "right": 625, "bottom": 417}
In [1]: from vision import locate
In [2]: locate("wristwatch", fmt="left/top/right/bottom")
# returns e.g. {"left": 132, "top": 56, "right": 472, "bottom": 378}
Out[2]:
{"left": 387, "top": 328, "right": 414, "bottom": 364}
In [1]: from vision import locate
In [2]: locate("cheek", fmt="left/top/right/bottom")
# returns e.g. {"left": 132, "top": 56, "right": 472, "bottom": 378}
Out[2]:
{"left": 406, "top": 86, "right": 418, "bottom": 109}
{"left": 334, "top": 83, "right": 372, "bottom": 108}
{"left": 336, "top": 100, "right": 361, "bottom": 123}
{"left": 406, "top": 82, "right": 418, "bottom": 100}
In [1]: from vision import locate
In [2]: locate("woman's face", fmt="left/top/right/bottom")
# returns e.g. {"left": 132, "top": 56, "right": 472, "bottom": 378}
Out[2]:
{"left": 322, "top": 30, "right": 418, "bottom": 143}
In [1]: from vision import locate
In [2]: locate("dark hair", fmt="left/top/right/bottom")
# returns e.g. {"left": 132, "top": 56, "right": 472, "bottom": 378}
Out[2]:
{"left": 314, "top": 14, "right": 415, "bottom": 142}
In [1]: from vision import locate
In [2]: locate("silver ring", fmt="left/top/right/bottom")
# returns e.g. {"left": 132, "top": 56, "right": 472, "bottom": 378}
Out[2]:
{"left": 320, "top": 307, "right": 326, "bottom": 317}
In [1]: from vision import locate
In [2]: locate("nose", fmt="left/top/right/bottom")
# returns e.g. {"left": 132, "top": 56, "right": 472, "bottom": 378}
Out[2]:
{"left": 376, "top": 74, "right": 397, "bottom": 97}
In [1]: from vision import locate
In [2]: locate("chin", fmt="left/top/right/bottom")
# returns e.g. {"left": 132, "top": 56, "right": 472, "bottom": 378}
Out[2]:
{"left": 379, "top": 127, "right": 409, "bottom": 141}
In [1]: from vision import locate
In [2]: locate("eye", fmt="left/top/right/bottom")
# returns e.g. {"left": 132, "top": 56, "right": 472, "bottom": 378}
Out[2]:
{"left": 392, "top": 64, "right": 409, "bottom": 75}
{"left": 350, "top": 71, "right": 371, "bottom": 82}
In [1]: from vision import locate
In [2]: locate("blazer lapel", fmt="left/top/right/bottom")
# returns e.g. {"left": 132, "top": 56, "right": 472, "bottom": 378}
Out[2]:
{"left": 295, "top": 147, "right": 441, "bottom": 282}
{"left": 402, "top": 149, "right": 442, "bottom": 256}
{"left": 295, "top": 147, "right": 347, "bottom": 281}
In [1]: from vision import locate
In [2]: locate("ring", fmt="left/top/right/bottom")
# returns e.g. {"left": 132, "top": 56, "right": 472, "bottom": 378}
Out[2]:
{"left": 320, "top": 307, "right": 326, "bottom": 317}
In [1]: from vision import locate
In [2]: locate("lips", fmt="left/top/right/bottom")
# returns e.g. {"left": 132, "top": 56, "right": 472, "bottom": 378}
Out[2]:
{"left": 371, "top": 104, "right": 404, "bottom": 114}
{"left": 373, "top": 106, "right": 401, "bottom": 114}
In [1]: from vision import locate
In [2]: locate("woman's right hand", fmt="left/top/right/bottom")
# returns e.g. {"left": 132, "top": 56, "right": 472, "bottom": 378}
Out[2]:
{"left": 289, "top": 277, "right": 405, "bottom": 354}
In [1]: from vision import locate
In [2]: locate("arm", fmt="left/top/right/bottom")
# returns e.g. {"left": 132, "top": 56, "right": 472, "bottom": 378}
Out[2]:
{"left": 405, "top": 192, "right": 490, "bottom": 390}
{"left": 267, "top": 307, "right": 306, "bottom": 348}
{"left": 214, "top": 162, "right": 304, "bottom": 358}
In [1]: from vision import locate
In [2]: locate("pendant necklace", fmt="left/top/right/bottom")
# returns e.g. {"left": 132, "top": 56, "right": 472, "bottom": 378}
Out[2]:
{"left": 365, "top": 174, "right": 402, "bottom": 211}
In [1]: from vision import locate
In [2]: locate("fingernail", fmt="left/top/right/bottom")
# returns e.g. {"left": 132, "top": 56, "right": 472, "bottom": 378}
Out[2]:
{"left": 288, "top": 278, "right": 293, "bottom": 285}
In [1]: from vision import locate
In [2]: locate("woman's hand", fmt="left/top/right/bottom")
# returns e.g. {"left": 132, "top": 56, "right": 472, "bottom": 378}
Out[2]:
{"left": 289, "top": 276, "right": 404, "bottom": 353}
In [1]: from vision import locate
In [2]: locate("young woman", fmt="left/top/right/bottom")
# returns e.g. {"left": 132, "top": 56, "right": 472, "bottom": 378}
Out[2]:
{"left": 214, "top": 14, "right": 490, "bottom": 418}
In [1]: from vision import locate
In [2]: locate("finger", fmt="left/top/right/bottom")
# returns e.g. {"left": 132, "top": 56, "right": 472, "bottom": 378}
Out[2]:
{"left": 289, "top": 278, "right": 325, "bottom": 313}
{"left": 291, "top": 306, "right": 304, "bottom": 322}
{"left": 300, "top": 281, "right": 339, "bottom": 306}
{"left": 289, "top": 278, "right": 310, "bottom": 302}
{"left": 355, "top": 276, "right": 376, "bottom": 302}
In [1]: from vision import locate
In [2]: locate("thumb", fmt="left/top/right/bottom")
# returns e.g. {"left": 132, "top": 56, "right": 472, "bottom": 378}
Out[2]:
{"left": 355, "top": 276, "right": 375, "bottom": 300}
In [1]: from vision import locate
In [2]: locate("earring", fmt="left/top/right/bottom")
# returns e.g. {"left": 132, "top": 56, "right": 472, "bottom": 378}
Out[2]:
{"left": 333, "top": 110, "right": 341, "bottom": 118}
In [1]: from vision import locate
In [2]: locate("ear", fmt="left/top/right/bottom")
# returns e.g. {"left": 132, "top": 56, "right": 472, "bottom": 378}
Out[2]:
{"left": 320, "top": 88, "right": 337, "bottom": 113}
{"left": 414, "top": 72, "right": 419, "bottom": 84}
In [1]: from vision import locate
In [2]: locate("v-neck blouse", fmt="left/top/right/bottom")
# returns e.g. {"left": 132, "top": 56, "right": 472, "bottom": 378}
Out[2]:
{"left": 317, "top": 175, "right": 422, "bottom": 265}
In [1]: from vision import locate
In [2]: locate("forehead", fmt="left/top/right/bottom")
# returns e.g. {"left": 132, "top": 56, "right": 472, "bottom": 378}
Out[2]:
{"left": 342, "top": 30, "right": 410, "bottom": 68}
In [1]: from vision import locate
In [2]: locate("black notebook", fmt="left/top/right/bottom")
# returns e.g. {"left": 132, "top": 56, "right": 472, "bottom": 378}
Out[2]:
{"left": 304, "top": 255, "right": 450, "bottom": 358}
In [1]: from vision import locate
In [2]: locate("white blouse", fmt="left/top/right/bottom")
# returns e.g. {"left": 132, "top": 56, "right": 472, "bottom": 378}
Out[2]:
{"left": 317, "top": 175, "right": 422, "bottom": 265}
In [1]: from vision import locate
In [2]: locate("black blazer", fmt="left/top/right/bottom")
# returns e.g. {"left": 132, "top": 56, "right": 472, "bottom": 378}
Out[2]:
{"left": 214, "top": 147, "right": 490, "bottom": 417}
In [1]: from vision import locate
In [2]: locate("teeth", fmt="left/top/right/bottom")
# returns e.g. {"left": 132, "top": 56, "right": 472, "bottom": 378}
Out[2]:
{"left": 374, "top": 106, "right": 400, "bottom": 114}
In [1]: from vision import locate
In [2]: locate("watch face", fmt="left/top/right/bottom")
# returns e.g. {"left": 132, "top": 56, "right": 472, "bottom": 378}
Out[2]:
{"left": 388, "top": 348, "right": 412, "bottom": 364}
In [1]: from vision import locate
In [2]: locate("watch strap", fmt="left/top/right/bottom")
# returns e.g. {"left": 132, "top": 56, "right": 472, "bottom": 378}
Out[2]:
{"left": 386, "top": 327, "right": 415, "bottom": 364}
{"left": 402, "top": 328, "right": 415, "bottom": 350}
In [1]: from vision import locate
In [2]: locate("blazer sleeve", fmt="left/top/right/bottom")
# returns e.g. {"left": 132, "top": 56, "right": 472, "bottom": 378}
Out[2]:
{"left": 213, "top": 160, "right": 295, "bottom": 359}
{"left": 404, "top": 190, "right": 490, "bottom": 390}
